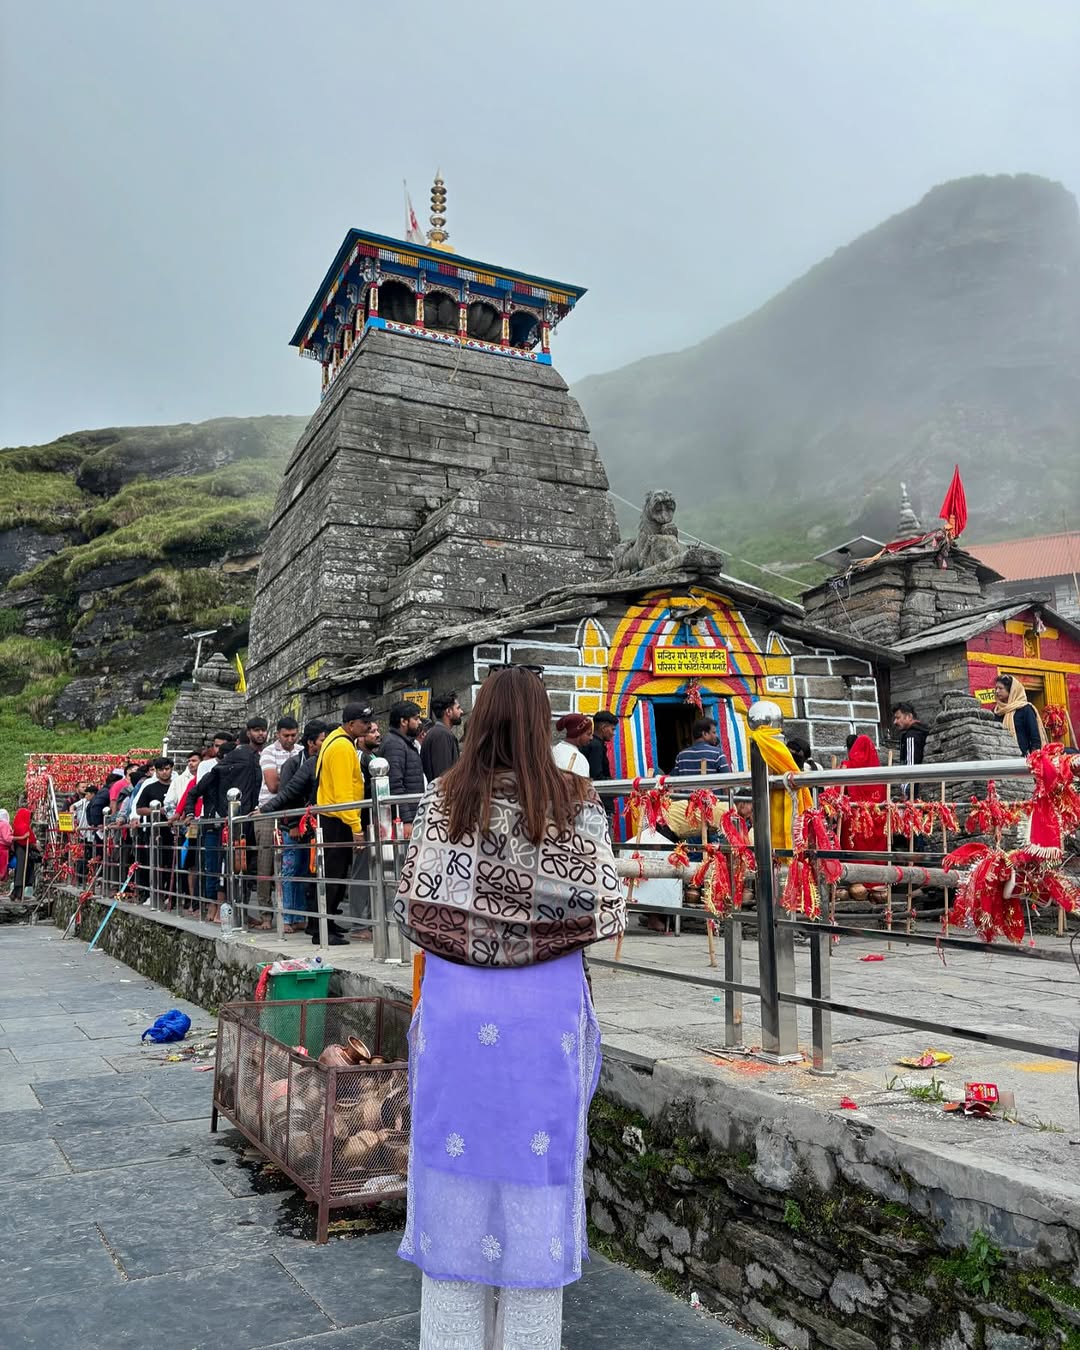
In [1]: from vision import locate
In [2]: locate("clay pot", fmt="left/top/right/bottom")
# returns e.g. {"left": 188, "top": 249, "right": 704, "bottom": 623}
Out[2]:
{"left": 381, "top": 1129, "right": 409, "bottom": 1176}
{"left": 380, "top": 1084, "right": 409, "bottom": 1132}
{"left": 339, "top": 1128, "right": 382, "bottom": 1172}
{"left": 369, "top": 1055, "right": 385, "bottom": 1065}
{"left": 318, "top": 1043, "right": 353, "bottom": 1070}
{"left": 848, "top": 883, "right": 868, "bottom": 901}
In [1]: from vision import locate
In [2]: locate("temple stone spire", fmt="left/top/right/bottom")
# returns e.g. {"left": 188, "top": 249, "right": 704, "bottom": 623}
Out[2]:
{"left": 894, "top": 482, "right": 923, "bottom": 539}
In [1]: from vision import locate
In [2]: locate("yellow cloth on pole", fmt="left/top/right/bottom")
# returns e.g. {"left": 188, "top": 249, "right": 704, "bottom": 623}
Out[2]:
{"left": 747, "top": 726, "right": 812, "bottom": 849}
{"left": 235, "top": 653, "right": 247, "bottom": 694}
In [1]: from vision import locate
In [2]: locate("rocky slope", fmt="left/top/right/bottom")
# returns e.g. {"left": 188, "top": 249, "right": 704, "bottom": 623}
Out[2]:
{"left": 0, "top": 416, "right": 305, "bottom": 728}
{"left": 575, "top": 174, "right": 1080, "bottom": 579}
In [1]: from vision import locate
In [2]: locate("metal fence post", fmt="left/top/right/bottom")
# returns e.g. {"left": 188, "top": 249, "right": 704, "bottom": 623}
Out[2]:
{"left": 148, "top": 805, "right": 161, "bottom": 910}
{"left": 723, "top": 915, "right": 744, "bottom": 1049}
{"left": 313, "top": 816, "right": 330, "bottom": 949}
{"left": 809, "top": 929, "right": 835, "bottom": 1074}
{"left": 750, "top": 739, "right": 800, "bottom": 1063}
{"left": 99, "top": 809, "right": 110, "bottom": 899}
{"left": 273, "top": 820, "right": 285, "bottom": 940}
{"left": 226, "top": 789, "right": 240, "bottom": 932}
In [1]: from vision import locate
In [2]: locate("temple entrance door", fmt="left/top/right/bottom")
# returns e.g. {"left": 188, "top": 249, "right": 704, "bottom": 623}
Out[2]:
{"left": 651, "top": 701, "right": 698, "bottom": 774}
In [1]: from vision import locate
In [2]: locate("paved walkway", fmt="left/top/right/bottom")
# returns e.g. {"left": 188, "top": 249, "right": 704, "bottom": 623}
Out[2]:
{"left": 0, "top": 925, "right": 762, "bottom": 1350}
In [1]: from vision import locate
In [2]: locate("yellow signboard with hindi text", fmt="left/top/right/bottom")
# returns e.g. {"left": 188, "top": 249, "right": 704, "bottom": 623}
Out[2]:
{"left": 56, "top": 813, "right": 74, "bottom": 833}
{"left": 651, "top": 646, "right": 729, "bottom": 677}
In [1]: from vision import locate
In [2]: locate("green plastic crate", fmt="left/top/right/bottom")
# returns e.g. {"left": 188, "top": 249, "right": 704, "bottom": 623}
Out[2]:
{"left": 257, "top": 966, "right": 333, "bottom": 1053}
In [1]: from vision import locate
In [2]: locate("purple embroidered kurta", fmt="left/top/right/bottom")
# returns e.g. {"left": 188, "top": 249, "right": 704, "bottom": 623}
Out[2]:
{"left": 398, "top": 951, "right": 601, "bottom": 1289}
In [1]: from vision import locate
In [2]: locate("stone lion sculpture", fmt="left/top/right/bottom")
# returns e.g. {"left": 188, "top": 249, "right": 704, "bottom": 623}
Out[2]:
{"left": 610, "top": 490, "right": 683, "bottom": 575}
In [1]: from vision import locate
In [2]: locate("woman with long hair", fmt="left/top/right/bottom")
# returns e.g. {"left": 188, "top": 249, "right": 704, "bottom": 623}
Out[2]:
{"left": 395, "top": 667, "right": 625, "bottom": 1350}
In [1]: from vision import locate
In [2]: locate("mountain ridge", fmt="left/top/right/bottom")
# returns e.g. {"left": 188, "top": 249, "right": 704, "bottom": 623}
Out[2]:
{"left": 575, "top": 173, "right": 1080, "bottom": 564}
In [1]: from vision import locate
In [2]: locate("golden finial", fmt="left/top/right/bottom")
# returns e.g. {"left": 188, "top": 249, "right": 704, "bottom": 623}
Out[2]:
{"left": 427, "top": 170, "right": 453, "bottom": 252}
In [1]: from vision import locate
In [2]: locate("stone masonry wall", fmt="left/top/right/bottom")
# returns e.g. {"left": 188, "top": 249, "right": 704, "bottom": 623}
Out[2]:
{"left": 803, "top": 554, "right": 987, "bottom": 649}
{"left": 588, "top": 1056, "right": 1080, "bottom": 1350}
{"left": 246, "top": 328, "right": 618, "bottom": 715}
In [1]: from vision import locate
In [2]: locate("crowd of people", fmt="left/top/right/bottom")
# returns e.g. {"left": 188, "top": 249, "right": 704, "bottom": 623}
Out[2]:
{"left": 42, "top": 696, "right": 469, "bottom": 944}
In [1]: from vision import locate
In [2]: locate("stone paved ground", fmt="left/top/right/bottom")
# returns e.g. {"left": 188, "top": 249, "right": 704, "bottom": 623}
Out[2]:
{"left": 0, "top": 926, "right": 764, "bottom": 1350}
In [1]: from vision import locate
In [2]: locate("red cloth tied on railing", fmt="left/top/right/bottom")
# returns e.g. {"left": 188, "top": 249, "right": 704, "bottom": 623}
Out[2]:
{"left": 720, "top": 809, "right": 756, "bottom": 899}
{"left": 690, "top": 843, "right": 735, "bottom": 918}
{"left": 666, "top": 842, "right": 691, "bottom": 871}
{"left": 800, "top": 809, "right": 843, "bottom": 885}
{"left": 685, "top": 788, "right": 720, "bottom": 829}
{"left": 781, "top": 853, "right": 821, "bottom": 919}
{"left": 623, "top": 776, "right": 673, "bottom": 833}
{"left": 942, "top": 841, "right": 1080, "bottom": 944}
{"left": 964, "top": 780, "right": 1024, "bottom": 838}
{"left": 943, "top": 841, "right": 1022, "bottom": 943}
{"left": 683, "top": 679, "right": 704, "bottom": 711}
{"left": 1025, "top": 745, "right": 1080, "bottom": 859}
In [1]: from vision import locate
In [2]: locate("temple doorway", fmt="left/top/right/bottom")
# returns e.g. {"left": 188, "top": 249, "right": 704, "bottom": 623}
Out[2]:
{"left": 651, "top": 701, "right": 698, "bottom": 773}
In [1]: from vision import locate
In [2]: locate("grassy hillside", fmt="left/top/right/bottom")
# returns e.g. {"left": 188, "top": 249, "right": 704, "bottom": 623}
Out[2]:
{"left": 0, "top": 414, "right": 306, "bottom": 734}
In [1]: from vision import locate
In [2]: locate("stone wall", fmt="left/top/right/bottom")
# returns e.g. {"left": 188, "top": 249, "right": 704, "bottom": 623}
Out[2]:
{"left": 588, "top": 1056, "right": 1080, "bottom": 1350}
{"left": 803, "top": 553, "right": 986, "bottom": 649}
{"left": 246, "top": 328, "right": 618, "bottom": 715}
{"left": 51, "top": 892, "right": 406, "bottom": 1011}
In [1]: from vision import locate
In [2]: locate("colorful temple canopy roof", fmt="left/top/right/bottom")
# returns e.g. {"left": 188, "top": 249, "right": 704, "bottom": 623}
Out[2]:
{"left": 290, "top": 227, "right": 586, "bottom": 357}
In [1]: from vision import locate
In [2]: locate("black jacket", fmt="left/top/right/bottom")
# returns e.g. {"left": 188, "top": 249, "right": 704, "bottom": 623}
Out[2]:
{"left": 1010, "top": 704, "right": 1043, "bottom": 756}
{"left": 420, "top": 722, "right": 459, "bottom": 781}
{"left": 383, "top": 727, "right": 424, "bottom": 823}
{"left": 897, "top": 722, "right": 929, "bottom": 767}
{"left": 190, "top": 765, "right": 227, "bottom": 820}
{"left": 219, "top": 745, "right": 263, "bottom": 815}
{"left": 87, "top": 779, "right": 118, "bottom": 828}
{"left": 582, "top": 736, "right": 612, "bottom": 781}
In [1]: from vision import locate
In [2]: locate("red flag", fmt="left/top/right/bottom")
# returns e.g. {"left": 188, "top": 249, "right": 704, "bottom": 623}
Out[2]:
{"left": 939, "top": 465, "right": 967, "bottom": 538}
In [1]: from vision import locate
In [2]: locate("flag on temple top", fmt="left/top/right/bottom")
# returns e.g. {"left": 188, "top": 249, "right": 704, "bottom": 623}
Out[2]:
{"left": 404, "top": 184, "right": 424, "bottom": 245}
{"left": 938, "top": 465, "right": 968, "bottom": 538}
{"left": 235, "top": 653, "right": 247, "bottom": 694}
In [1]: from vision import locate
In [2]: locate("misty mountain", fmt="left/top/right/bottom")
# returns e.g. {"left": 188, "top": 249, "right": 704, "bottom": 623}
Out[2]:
{"left": 575, "top": 174, "right": 1080, "bottom": 581}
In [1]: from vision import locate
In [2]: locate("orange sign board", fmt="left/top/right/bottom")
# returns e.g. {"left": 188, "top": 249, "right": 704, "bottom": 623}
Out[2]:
{"left": 651, "top": 646, "right": 729, "bottom": 677}
{"left": 973, "top": 687, "right": 997, "bottom": 707}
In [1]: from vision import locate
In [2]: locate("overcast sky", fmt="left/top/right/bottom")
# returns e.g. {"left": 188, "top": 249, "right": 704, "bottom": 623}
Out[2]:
{"left": 2, "top": 0, "right": 1078, "bottom": 447}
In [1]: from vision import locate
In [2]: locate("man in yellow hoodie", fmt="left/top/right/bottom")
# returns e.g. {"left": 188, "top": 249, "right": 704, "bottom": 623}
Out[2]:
{"left": 314, "top": 702, "right": 371, "bottom": 946}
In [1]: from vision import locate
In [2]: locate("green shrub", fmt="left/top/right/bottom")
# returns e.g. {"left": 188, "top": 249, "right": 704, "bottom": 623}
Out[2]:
{"left": 0, "top": 470, "right": 86, "bottom": 532}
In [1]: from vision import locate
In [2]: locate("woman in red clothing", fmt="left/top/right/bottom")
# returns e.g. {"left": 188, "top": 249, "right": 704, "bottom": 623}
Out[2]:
{"left": 839, "top": 736, "right": 889, "bottom": 856}
{"left": 11, "top": 806, "right": 38, "bottom": 900}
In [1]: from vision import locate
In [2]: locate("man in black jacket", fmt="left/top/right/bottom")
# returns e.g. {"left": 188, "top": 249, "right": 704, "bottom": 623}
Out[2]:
{"left": 420, "top": 692, "right": 462, "bottom": 782}
{"left": 892, "top": 701, "right": 930, "bottom": 852}
{"left": 383, "top": 701, "right": 424, "bottom": 837}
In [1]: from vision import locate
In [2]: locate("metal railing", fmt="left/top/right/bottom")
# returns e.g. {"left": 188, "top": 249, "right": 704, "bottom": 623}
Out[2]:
{"left": 588, "top": 753, "right": 1079, "bottom": 1074}
{"left": 61, "top": 786, "right": 425, "bottom": 963}
{"left": 47, "top": 752, "right": 1079, "bottom": 1076}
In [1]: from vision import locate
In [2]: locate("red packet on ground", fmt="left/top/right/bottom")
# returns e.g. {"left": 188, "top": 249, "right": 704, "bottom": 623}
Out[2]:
{"left": 859, "top": 954, "right": 885, "bottom": 962}
{"left": 838, "top": 1097, "right": 858, "bottom": 1110}
{"left": 964, "top": 1082, "right": 999, "bottom": 1106}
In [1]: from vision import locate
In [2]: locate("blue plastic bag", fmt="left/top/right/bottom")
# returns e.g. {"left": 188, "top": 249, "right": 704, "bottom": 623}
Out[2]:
{"left": 141, "top": 1010, "right": 192, "bottom": 1043}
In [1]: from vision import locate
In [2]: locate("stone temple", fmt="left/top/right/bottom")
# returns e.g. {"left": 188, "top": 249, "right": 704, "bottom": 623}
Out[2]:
{"left": 246, "top": 178, "right": 618, "bottom": 712}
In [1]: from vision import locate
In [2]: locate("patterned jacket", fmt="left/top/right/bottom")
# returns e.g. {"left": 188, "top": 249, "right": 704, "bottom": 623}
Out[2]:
{"left": 395, "top": 778, "right": 625, "bottom": 967}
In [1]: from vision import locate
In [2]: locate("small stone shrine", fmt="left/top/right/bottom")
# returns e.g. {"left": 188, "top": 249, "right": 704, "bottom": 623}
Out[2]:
{"left": 246, "top": 176, "right": 618, "bottom": 711}
{"left": 165, "top": 652, "right": 246, "bottom": 754}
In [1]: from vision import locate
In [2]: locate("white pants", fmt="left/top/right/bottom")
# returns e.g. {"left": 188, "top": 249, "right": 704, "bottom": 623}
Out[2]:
{"left": 419, "top": 1275, "right": 563, "bottom": 1350}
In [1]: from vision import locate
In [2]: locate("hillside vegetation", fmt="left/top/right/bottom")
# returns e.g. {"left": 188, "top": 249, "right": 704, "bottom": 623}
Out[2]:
{"left": 0, "top": 415, "right": 305, "bottom": 738}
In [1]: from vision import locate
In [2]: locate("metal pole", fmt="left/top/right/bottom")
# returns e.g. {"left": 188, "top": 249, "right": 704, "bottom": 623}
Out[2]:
{"left": 148, "top": 805, "right": 161, "bottom": 910}
{"left": 273, "top": 821, "right": 285, "bottom": 941}
{"left": 809, "top": 930, "right": 834, "bottom": 1075}
{"left": 370, "top": 834, "right": 388, "bottom": 963}
{"left": 313, "top": 816, "right": 329, "bottom": 949}
{"left": 226, "top": 789, "right": 240, "bottom": 934}
{"left": 750, "top": 742, "right": 800, "bottom": 1063}
{"left": 723, "top": 915, "right": 743, "bottom": 1049}
{"left": 100, "top": 809, "right": 110, "bottom": 899}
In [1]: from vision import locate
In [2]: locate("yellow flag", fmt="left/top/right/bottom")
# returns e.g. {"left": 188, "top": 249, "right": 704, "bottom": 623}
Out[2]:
{"left": 235, "top": 653, "right": 247, "bottom": 694}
